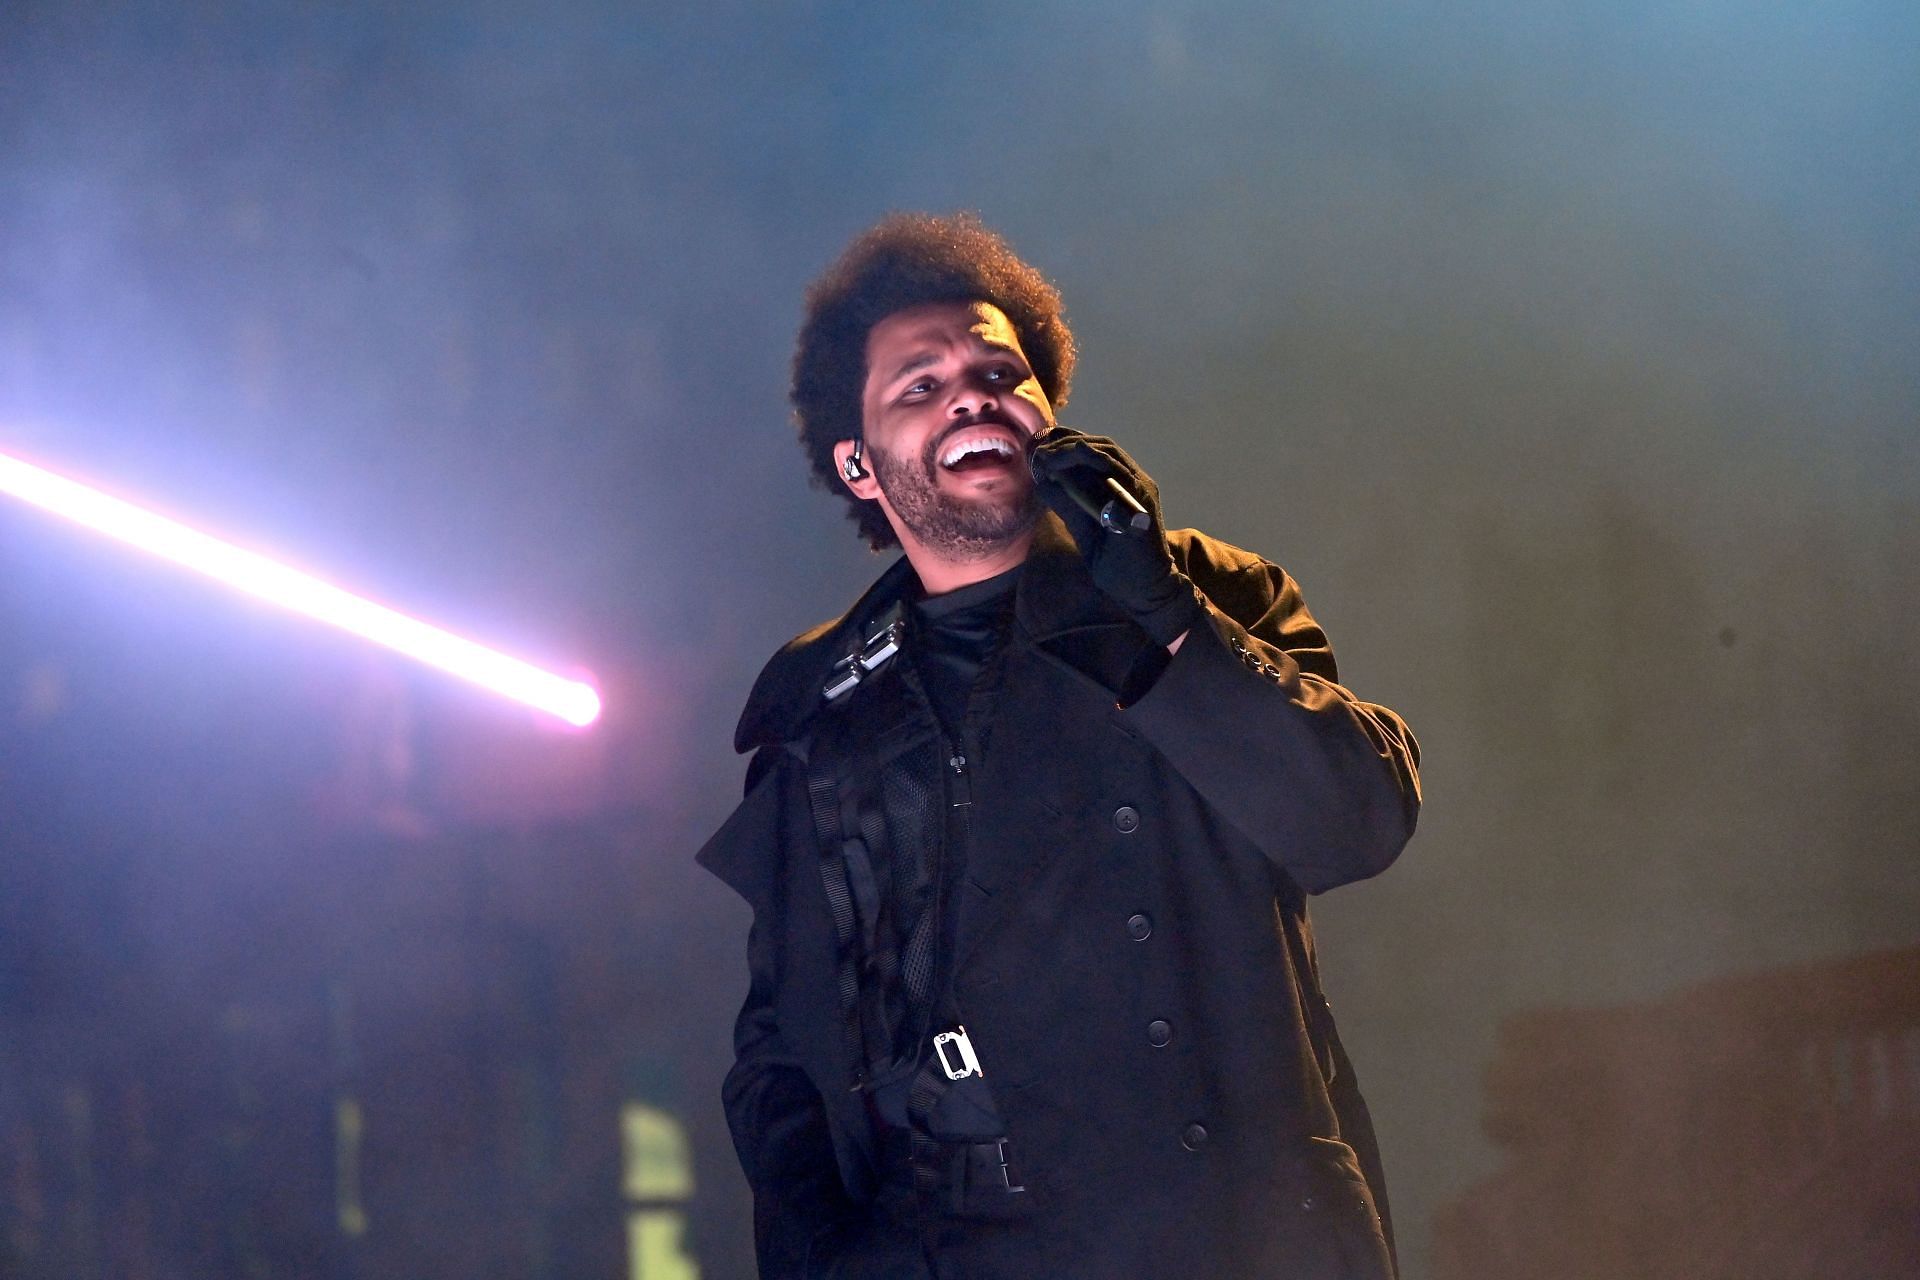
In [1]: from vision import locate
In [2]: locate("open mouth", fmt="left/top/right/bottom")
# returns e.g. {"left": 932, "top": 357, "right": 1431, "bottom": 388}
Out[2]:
{"left": 937, "top": 427, "right": 1024, "bottom": 474}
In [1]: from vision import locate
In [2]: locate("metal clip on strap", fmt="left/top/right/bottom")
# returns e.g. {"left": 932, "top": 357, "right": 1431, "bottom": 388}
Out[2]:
{"left": 933, "top": 1026, "right": 984, "bottom": 1081}
{"left": 824, "top": 611, "right": 906, "bottom": 702}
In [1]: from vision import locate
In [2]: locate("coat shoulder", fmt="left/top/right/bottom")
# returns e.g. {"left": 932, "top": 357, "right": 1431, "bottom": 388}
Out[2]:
{"left": 733, "top": 554, "right": 923, "bottom": 754}
{"left": 732, "top": 616, "right": 846, "bottom": 754}
{"left": 1167, "top": 528, "right": 1291, "bottom": 615}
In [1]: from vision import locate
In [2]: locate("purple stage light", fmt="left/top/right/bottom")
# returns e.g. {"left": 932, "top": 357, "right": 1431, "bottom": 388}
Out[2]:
{"left": 0, "top": 446, "right": 602, "bottom": 727}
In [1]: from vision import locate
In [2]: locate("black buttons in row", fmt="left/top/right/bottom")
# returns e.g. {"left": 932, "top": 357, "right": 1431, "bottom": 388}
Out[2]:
{"left": 1228, "top": 633, "right": 1285, "bottom": 682}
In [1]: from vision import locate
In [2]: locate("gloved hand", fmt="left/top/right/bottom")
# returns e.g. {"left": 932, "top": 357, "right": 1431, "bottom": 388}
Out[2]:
{"left": 1028, "top": 428, "right": 1203, "bottom": 647}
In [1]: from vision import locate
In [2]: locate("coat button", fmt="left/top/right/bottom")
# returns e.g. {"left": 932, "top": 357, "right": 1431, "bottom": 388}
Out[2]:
{"left": 1112, "top": 805, "right": 1140, "bottom": 834}
{"left": 1147, "top": 1019, "right": 1173, "bottom": 1047}
{"left": 1181, "top": 1123, "right": 1208, "bottom": 1151}
{"left": 1126, "top": 913, "right": 1153, "bottom": 941}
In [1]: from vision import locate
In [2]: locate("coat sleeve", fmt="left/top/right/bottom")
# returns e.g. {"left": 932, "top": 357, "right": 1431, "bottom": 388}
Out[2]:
{"left": 700, "top": 752, "right": 855, "bottom": 1272}
{"left": 1121, "top": 533, "right": 1421, "bottom": 893}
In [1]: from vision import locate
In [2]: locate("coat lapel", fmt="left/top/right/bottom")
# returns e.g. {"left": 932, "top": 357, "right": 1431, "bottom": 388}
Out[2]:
{"left": 950, "top": 515, "right": 1160, "bottom": 972}
{"left": 1012, "top": 515, "right": 1165, "bottom": 692}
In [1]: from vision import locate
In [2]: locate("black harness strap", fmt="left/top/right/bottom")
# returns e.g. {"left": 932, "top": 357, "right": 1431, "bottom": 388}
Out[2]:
{"left": 805, "top": 754, "right": 869, "bottom": 1093}
{"left": 907, "top": 1059, "right": 946, "bottom": 1200}
{"left": 798, "top": 603, "right": 1030, "bottom": 1229}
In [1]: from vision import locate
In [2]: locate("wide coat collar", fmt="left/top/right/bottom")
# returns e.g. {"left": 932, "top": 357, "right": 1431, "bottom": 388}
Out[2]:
{"left": 733, "top": 513, "right": 1151, "bottom": 755}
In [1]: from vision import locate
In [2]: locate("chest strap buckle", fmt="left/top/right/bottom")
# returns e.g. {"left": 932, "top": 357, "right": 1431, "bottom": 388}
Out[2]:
{"left": 823, "top": 611, "right": 907, "bottom": 702}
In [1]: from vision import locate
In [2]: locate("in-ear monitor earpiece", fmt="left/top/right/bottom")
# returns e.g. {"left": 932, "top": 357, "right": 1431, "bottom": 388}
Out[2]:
{"left": 841, "top": 437, "right": 868, "bottom": 482}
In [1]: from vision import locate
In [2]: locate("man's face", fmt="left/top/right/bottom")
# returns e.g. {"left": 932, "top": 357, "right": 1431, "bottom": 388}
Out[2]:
{"left": 839, "top": 300, "right": 1056, "bottom": 558}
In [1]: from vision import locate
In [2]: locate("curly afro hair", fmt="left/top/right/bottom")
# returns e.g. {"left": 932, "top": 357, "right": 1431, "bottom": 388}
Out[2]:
{"left": 790, "top": 212, "right": 1077, "bottom": 550}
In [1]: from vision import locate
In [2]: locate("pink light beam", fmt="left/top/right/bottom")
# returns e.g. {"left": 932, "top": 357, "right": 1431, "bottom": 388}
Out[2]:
{"left": 0, "top": 447, "right": 602, "bottom": 727}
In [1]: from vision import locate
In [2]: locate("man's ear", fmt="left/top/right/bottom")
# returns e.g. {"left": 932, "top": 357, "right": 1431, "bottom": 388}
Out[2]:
{"left": 832, "top": 439, "right": 881, "bottom": 500}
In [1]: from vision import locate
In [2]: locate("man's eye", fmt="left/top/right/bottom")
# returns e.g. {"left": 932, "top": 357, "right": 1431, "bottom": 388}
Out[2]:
{"left": 903, "top": 379, "right": 934, "bottom": 398}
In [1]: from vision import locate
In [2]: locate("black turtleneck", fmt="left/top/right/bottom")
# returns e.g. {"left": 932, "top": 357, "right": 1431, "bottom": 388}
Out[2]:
{"left": 910, "top": 563, "right": 1023, "bottom": 735}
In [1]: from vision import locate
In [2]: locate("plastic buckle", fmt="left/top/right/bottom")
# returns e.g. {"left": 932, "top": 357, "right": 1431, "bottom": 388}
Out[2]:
{"left": 933, "top": 1026, "right": 984, "bottom": 1081}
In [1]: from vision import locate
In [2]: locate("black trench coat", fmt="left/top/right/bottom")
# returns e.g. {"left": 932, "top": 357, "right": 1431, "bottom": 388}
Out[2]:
{"left": 698, "top": 516, "right": 1421, "bottom": 1278}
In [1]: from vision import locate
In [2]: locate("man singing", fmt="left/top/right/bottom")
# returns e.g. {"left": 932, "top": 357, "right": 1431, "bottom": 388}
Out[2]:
{"left": 698, "top": 213, "right": 1421, "bottom": 1278}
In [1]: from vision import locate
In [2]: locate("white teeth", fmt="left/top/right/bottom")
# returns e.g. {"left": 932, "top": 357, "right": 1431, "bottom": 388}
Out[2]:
{"left": 940, "top": 435, "right": 1017, "bottom": 467}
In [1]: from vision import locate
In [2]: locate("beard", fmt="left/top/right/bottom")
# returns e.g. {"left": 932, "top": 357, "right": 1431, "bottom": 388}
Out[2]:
{"left": 870, "top": 431, "right": 1041, "bottom": 559}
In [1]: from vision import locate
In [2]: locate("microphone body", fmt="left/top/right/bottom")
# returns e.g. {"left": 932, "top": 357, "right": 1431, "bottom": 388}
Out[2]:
{"left": 1027, "top": 442, "right": 1151, "bottom": 535}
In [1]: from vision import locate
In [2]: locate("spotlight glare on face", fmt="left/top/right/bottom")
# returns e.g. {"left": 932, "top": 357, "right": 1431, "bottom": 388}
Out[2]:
{"left": 0, "top": 446, "right": 602, "bottom": 727}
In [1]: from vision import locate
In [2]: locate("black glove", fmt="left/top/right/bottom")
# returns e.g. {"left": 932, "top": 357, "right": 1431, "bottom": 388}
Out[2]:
{"left": 1028, "top": 428, "right": 1203, "bottom": 647}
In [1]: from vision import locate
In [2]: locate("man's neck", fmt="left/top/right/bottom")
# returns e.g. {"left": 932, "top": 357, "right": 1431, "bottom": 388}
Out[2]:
{"left": 899, "top": 528, "right": 1036, "bottom": 597}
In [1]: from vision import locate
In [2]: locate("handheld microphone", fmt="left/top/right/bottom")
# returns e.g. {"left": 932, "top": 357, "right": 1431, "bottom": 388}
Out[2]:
{"left": 1027, "top": 438, "right": 1151, "bottom": 535}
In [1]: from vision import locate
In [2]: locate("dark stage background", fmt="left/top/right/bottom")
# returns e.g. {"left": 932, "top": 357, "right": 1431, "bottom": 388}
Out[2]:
{"left": 2, "top": 4, "right": 1916, "bottom": 1278}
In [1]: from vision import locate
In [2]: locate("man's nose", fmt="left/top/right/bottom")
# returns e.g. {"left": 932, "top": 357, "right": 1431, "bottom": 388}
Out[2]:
{"left": 948, "top": 370, "right": 999, "bottom": 417}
